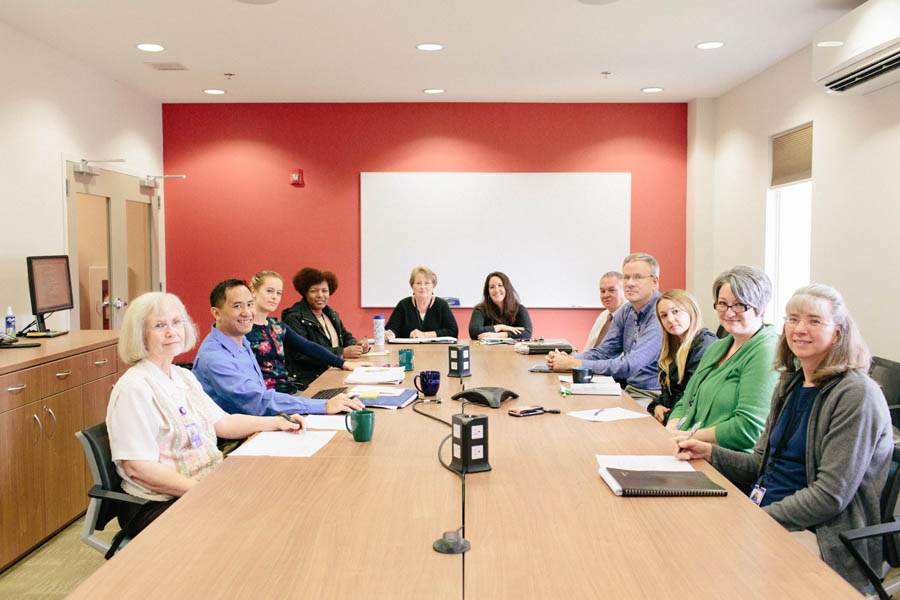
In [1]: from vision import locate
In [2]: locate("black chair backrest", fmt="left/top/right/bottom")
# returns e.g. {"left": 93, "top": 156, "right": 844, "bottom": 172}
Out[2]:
{"left": 881, "top": 445, "right": 900, "bottom": 567}
{"left": 871, "top": 356, "right": 900, "bottom": 405}
{"left": 81, "top": 422, "right": 129, "bottom": 530}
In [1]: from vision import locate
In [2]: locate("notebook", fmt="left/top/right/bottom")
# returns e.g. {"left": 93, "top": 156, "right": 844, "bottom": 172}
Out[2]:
{"left": 347, "top": 386, "right": 418, "bottom": 409}
{"left": 514, "top": 339, "right": 574, "bottom": 354}
{"left": 601, "top": 468, "right": 727, "bottom": 497}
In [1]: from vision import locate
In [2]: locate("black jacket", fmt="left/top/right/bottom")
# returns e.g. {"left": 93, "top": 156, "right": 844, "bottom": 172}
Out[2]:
{"left": 647, "top": 328, "right": 718, "bottom": 424}
{"left": 282, "top": 298, "right": 359, "bottom": 388}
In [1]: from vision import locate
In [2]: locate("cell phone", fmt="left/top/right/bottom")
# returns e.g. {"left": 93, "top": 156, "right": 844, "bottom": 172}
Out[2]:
{"left": 508, "top": 405, "right": 544, "bottom": 417}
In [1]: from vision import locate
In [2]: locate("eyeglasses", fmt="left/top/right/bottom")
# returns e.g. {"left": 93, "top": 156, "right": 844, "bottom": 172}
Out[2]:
{"left": 713, "top": 301, "right": 751, "bottom": 314}
{"left": 622, "top": 274, "right": 654, "bottom": 283}
{"left": 784, "top": 316, "right": 833, "bottom": 329}
{"left": 149, "top": 318, "right": 185, "bottom": 331}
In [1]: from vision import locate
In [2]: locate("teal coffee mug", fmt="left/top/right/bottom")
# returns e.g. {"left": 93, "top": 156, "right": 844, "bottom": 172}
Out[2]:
{"left": 398, "top": 348, "right": 414, "bottom": 371}
{"left": 345, "top": 409, "right": 374, "bottom": 442}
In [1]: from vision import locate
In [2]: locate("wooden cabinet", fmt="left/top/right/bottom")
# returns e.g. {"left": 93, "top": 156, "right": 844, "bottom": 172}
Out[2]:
{"left": 0, "top": 331, "right": 120, "bottom": 571}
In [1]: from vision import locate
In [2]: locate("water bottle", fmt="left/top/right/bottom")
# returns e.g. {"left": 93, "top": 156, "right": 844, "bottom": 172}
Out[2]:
{"left": 5, "top": 307, "right": 15, "bottom": 336}
{"left": 373, "top": 314, "right": 385, "bottom": 347}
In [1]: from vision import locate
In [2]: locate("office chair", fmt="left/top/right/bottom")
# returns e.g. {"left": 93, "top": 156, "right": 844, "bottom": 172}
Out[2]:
{"left": 871, "top": 357, "right": 900, "bottom": 440}
{"left": 839, "top": 444, "right": 900, "bottom": 600}
{"left": 75, "top": 422, "right": 149, "bottom": 557}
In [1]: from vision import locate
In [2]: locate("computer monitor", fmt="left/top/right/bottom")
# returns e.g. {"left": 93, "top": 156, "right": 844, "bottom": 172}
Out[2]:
{"left": 26, "top": 255, "right": 74, "bottom": 333}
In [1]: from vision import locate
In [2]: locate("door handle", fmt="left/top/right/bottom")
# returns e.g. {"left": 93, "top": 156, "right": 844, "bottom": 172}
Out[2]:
{"left": 55, "top": 370, "right": 72, "bottom": 378}
{"left": 32, "top": 414, "right": 43, "bottom": 446}
{"left": 6, "top": 384, "right": 27, "bottom": 392}
{"left": 93, "top": 359, "right": 109, "bottom": 366}
{"left": 113, "top": 297, "right": 128, "bottom": 310}
{"left": 45, "top": 407, "right": 57, "bottom": 440}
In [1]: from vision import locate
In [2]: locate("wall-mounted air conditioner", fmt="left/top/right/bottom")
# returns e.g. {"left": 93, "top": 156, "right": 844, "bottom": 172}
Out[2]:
{"left": 812, "top": 0, "right": 900, "bottom": 95}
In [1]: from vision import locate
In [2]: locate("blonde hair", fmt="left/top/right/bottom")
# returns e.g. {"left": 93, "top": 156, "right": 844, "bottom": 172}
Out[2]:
{"left": 775, "top": 284, "right": 871, "bottom": 385}
{"left": 118, "top": 292, "right": 197, "bottom": 365}
{"left": 409, "top": 266, "right": 437, "bottom": 287}
{"left": 656, "top": 290, "right": 703, "bottom": 390}
{"left": 250, "top": 270, "right": 282, "bottom": 291}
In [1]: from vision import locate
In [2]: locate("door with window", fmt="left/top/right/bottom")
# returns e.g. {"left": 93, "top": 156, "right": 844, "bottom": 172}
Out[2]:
{"left": 66, "top": 162, "right": 161, "bottom": 330}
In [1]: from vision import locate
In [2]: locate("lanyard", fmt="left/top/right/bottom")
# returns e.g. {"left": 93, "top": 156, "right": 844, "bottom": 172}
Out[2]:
{"left": 761, "top": 385, "right": 816, "bottom": 486}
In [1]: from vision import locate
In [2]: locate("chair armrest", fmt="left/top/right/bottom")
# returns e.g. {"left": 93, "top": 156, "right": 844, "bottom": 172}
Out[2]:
{"left": 839, "top": 519, "right": 900, "bottom": 544}
{"left": 88, "top": 485, "right": 151, "bottom": 506}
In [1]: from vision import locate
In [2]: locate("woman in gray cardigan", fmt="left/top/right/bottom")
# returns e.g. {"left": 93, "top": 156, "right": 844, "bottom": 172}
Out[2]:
{"left": 676, "top": 284, "right": 892, "bottom": 589}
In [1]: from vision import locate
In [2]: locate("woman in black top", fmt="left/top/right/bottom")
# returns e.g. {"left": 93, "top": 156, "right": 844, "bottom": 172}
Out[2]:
{"left": 385, "top": 266, "right": 458, "bottom": 340}
{"left": 281, "top": 268, "right": 369, "bottom": 388}
{"left": 468, "top": 272, "right": 533, "bottom": 340}
{"left": 647, "top": 289, "right": 717, "bottom": 424}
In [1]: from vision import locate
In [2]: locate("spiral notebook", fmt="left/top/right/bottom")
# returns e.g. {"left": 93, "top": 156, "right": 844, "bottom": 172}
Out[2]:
{"left": 602, "top": 468, "right": 727, "bottom": 497}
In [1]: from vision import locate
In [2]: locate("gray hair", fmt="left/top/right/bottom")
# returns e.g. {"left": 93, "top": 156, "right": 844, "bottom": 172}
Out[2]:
{"left": 600, "top": 271, "right": 623, "bottom": 281}
{"left": 712, "top": 265, "right": 772, "bottom": 314}
{"left": 118, "top": 292, "right": 197, "bottom": 365}
{"left": 623, "top": 253, "right": 659, "bottom": 277}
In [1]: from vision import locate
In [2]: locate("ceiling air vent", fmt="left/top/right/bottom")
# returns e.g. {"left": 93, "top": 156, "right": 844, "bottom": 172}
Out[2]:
{"left": 146, "top": 62, "right": 189, "bottom": 71}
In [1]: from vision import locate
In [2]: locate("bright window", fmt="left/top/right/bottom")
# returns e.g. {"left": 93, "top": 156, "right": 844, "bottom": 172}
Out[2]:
{"left": 765, "top": 180, "right": 812, "bottom": 330}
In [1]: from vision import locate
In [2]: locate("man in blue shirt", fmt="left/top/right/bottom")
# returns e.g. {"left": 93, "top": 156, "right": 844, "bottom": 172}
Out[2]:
{"left": 547, "top": 253, "right": 663, "bottom": 407}
{"left": 194, "top": 279, "right": 362, "bottom": 416}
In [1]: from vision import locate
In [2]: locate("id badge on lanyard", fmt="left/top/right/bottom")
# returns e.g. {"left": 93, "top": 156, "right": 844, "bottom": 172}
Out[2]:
{"left": 180, "top": 406, "right": 204, "bottom": 448}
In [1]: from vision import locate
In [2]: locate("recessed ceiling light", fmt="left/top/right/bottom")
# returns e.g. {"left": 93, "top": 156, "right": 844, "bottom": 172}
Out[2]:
{"left": 417, "top": 43, "right": 443, "bottom": 51}
{"left": 236, "top": 0, "right": 279, "bottom": 4}
{"left": 577, "top": 0, "right": 619, "bottom": 5}
{"left": 641, "top": 87, "right": 663, "bottom": 93}
{"left": 136, "top": 43, "right": 165, "bottom": 52}
{"left": 695, "top": 41, "right": 724, "bottom": 50}
{"left": 817, "top": 40, "right": 844, "bottom": 48}
{"left": 203, "top": 89, "right": 226, "bottom": 95}
{"left": 423, "top": 89, "right": 445, "bottom": 94}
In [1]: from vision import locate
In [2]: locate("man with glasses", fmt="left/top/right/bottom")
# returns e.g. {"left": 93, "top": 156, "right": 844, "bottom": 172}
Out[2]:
{"left": 547, "top": 253, "right": 663, "bottom": 406}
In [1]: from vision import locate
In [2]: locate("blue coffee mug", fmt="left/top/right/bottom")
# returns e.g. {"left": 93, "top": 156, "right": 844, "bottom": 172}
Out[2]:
{"left": 414, "top": 370, "right": 440, "bottom": 396}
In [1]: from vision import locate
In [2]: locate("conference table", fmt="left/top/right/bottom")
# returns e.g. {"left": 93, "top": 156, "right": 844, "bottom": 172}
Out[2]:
{"left": 68, "top": 343, "right": 860, "bottom": 599}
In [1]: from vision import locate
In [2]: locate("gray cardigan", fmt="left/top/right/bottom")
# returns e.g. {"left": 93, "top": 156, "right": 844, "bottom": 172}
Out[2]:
{"left": 711, "top": 369, "right": 892, "bottom": 588}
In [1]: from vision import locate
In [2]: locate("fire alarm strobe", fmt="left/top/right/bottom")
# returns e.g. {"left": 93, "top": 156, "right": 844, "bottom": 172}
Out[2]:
{"left": 290, "top": 169, "right": 304, "bottom": 187}
{"left": 450, "top": 413, "right": 491, "bottom": 473}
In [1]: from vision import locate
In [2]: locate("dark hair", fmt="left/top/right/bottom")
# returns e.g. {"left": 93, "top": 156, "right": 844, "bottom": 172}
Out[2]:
{"left": 476, "top": 272, "right": 520, "bottom": 324}
{"left": 293, "top": 267, "right": 339, "bottom": 297}
{"left": 210, "top": 278, "right": 251, "bottom": 308}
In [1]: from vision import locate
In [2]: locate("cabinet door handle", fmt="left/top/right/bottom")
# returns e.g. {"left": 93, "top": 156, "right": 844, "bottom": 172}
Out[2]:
{"left": 93, "top": 359, "right": 109, "bottom": 366}
{"left": 45, "top": 407, "right": 57, "bottom": 440}
{"left": 6, "top": 384, "right": 27, "bottom": 392}
{"left": 55, "top": 370, "right": 72, "bottom": 378}
{"left": 32, "top": 414, "right": 43, "bottom": 446}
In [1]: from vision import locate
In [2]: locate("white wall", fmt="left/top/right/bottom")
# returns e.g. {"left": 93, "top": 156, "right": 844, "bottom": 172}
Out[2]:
{"left": 0, "top": 20, "right": 162, "bottom": 331}
{"left": 688, "top": 44, "right": 900, "bottom": 358}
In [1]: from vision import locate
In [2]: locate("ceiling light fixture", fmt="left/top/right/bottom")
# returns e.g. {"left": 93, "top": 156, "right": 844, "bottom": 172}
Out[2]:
{"left": 136, "top": 43, "right": 165, "bottom": 52}
{"left": 417, "top": 43, "right": 443, "bottom": 51}
{"left": 641, "top": 87, "right": 663, "bottom": 93}
{"left": 423, "top": 89, "right": 445, "bottom": 94}
{"left": 695, "top": 41, "right": 724, "bottom": 50}
{"left": 817, "top": 40, "right": 844, "bottom": 48}
{"left": 203, "top": 89, "right": 226, "bottom": 95}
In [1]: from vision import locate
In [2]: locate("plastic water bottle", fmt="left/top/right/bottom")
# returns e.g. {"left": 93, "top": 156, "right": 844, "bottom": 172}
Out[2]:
{"left": 373, "top": 314, "right": 385, "bottom": 347}
{"left": 5, "top": 307, "right": 15, "bottom": 336}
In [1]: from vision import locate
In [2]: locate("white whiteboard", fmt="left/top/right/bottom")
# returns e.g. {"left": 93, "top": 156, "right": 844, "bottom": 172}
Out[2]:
{"left": 360, "top": 172, "right": 630, "bottom": 308}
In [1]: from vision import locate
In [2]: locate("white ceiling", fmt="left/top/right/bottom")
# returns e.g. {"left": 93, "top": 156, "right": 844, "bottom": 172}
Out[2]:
{"left": 0, "top": 0, "right": 865, "bottom": 103}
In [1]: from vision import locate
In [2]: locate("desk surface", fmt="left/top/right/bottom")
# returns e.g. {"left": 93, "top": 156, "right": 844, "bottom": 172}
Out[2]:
{"left": 68, "top": 343, "right": 860, "bottom": 599}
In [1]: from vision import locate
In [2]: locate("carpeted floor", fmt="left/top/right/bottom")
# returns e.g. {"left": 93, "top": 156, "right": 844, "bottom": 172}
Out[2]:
{"left": 0, "top": 518, "right": 117, "bottom": 599}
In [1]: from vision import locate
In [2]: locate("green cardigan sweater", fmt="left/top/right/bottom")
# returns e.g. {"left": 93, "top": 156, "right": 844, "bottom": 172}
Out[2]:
{"left": 668, "top": 324, "right": 779, "bottom": 452}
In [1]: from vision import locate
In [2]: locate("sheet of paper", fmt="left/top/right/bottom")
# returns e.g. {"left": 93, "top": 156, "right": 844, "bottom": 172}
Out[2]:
{"left": 343, "top": 366, "right": 406, "bottom": 384}
{"left": 567, "top": 407, "right": 650, "bottom": 422}
{"left": 230, "top": 431, "right": 336, "bottom": 457}
{"left": 388, "top": 336, "right": 457, "bottom": 344}
{"left": 595, "top": 454, "right": 695, "bottom": 472}
{"left": 566, "top": 382, "right": 623, "bottom": 396}
{"left": 303, "top": 415, "right": 349, "bottom": 430}
{"left": 360, "top": 350, "right": 391, "bottom": 357}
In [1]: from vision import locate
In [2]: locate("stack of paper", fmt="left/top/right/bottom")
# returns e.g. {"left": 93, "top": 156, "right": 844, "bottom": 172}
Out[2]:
{"left": 567, "top": 381, "right": 623, "bottom": 396}
{"left": 343, "top": 366, "right": 406, "bottom": 384}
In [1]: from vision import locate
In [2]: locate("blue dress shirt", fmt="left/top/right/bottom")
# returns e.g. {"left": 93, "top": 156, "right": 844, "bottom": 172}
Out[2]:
{"left": 575, "top": 292, "right": 662, "bottom": 390}
{"left": 193, "top": 326, "right": 327, "bottom": 416}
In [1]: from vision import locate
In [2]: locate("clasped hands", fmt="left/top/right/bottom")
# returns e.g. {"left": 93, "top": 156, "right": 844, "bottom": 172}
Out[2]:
{"left": 545, "top": 349, "right": 580, "bottom": 370}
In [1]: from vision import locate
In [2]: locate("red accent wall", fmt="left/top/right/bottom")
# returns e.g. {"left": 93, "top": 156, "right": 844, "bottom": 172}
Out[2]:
{"left": 162, "top": 103, "right": 686, "bottom": 357}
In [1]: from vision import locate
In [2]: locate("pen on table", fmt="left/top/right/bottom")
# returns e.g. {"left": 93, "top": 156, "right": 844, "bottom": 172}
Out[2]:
{"left": 544, "top": 409, "right": 561, "bottom": 414}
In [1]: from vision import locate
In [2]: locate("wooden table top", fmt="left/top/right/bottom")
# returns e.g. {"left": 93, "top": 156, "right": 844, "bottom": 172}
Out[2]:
{"left": 0, "top": 330, "right": 119, "bottom": 375}
{"left": 67, "top": 342, "right": 860, "bottom": 599}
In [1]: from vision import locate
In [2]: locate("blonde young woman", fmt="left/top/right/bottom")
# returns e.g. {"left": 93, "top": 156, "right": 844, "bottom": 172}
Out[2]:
{"left": 646, "top": 290, "right": 717, "bottom": 425}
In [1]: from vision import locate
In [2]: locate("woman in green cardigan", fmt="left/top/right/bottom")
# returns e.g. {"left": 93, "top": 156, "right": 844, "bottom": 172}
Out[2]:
{"left": 666, "top": 265, "right": 779, "bottom": 452}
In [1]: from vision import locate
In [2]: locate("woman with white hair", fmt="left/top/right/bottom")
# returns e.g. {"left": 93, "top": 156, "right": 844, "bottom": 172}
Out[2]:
{"left": 106, "top": 292, "right": 305, "bottom": 548}
{"left": 677, "top": 284, "right": 892, "bottom": 589}
{"left": 666, "top": 265, "right": 779, "bottom": 452}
